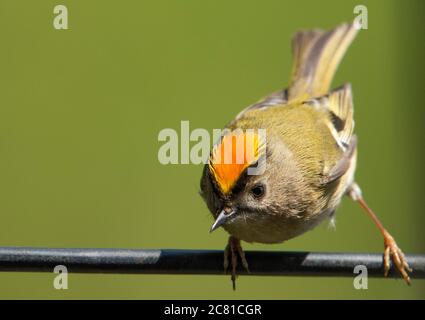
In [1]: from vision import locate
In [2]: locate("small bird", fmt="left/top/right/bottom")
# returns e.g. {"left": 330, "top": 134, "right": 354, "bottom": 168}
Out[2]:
{"left": 200, "top": 22, "right": 411, "bottom": 289}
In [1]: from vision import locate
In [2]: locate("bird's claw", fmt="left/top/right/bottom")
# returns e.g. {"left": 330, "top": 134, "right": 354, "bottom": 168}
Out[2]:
{"left": 224, "top": 236, "right": 249, "bottom": 290}
{"left": 383, "top": 233, "right": 412, "bottom": 285}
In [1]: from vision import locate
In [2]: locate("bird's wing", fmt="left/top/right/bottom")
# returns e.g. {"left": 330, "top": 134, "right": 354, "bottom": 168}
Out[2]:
{"left": 304, "top": 83, "right": 355, "bottom": 150}
{"left": 327, "top": 83, "right": 355, "bottom": 146}
{"left": 322, "top": 135, "right": 357, "bottom": 185}
{"left": 302, "top": 83, "right": 356, "bottom": 185}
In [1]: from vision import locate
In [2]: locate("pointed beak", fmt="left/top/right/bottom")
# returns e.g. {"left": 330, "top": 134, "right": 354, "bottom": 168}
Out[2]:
{"left": 210, "top": 208, "right": 236, "bottom": 233}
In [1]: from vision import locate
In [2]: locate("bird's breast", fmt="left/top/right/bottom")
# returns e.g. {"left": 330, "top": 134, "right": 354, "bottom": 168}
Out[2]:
{"left": 223, "top": 208, "right": 333, "bottom": 244}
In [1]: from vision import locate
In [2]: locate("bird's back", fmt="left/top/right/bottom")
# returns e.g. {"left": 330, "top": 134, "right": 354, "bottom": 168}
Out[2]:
{"left": 229, "top": 102, "right": 343, "bottom": 188}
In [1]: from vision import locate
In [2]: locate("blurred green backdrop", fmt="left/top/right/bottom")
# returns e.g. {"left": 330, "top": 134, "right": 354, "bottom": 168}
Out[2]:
{"left": 0, "top": 0, "right": 424, "bottom": 299}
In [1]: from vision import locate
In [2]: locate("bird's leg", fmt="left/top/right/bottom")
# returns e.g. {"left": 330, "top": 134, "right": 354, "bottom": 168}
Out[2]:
{"left": 347, "top": 183, "right": 412, "bottom": 285}
{"left": 223, "top": 236, "right": 249, "bottom": 290}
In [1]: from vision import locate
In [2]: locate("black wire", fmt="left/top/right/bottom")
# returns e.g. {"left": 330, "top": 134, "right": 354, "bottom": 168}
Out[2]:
{"left": 0, "top": 247, "right": 424, "bottom": 278}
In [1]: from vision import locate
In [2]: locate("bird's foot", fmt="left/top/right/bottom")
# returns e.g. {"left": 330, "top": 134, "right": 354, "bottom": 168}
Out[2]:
{"left": 383, "top": 231, "right": 412, "bottom": 285}
{"left": 223, "top": 236, "right": 249, "bottom": 290}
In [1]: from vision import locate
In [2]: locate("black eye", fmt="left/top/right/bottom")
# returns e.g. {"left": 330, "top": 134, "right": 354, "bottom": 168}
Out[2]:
{"left": 251, "top": 184, "right": 265, "bottom": 198}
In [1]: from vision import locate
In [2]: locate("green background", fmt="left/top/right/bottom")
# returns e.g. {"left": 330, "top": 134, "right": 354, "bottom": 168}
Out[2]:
{"left": 0, "top": 0, "right": 424, "bottom": 299}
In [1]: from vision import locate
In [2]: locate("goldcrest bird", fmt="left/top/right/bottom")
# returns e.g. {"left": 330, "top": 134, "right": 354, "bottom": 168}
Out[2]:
{"left": 200, "top": 22, "right": 411, "bottom": 289}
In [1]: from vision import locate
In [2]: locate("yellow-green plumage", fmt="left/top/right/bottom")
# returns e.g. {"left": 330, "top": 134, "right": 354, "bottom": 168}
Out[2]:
{"left": 201, "top": 22, "right": 412, "bottom": 288}
{"left": 230, "top": 103, "right": 343, "bottom": 185}
{"left": 201, "top": 22, "right": 359, "bottom": 244}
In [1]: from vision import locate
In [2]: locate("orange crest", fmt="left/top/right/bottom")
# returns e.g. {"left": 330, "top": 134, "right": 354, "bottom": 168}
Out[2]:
{"left": 208, "top": 131, "right": 264, "bottom": 194}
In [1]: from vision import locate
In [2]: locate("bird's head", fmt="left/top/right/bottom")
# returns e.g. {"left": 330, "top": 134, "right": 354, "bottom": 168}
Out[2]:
{"left": 200, "top": 130, "right": 273, "bottom": 232}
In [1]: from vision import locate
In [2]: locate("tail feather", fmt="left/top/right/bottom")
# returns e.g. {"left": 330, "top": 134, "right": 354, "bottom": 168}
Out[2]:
{"left": 288, "top": 23, "right": 358, "bottom": 101}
